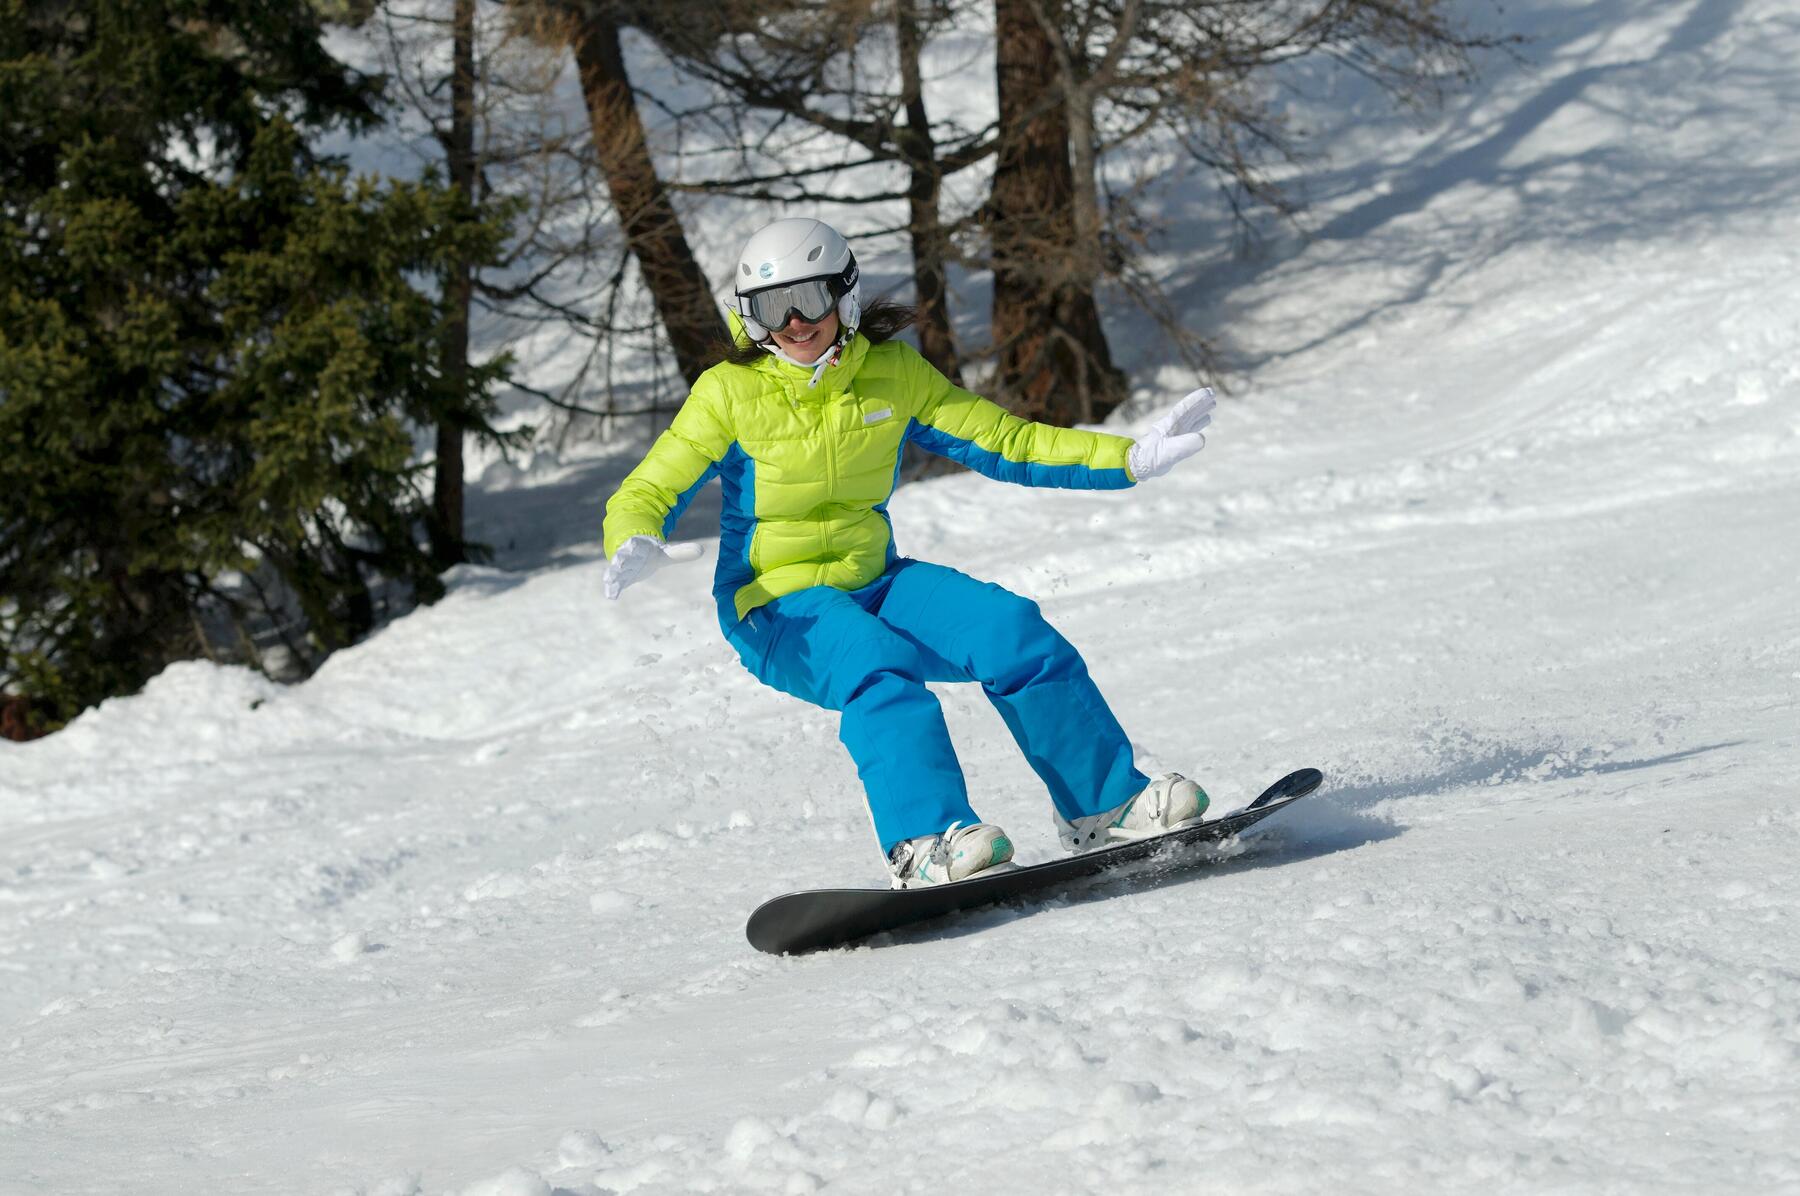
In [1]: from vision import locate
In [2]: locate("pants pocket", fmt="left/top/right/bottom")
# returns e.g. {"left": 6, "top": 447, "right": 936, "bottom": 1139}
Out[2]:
{"left": 726, "top": 606, "right": 782, "bottom": 679}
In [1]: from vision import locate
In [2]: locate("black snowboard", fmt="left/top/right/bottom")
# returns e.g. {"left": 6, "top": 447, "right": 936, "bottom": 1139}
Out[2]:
{"left": 746, "top": 767, "right": 1323, "bottom": 955}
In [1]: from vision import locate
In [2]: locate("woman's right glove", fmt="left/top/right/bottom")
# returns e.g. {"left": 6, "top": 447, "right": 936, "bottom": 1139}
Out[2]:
{"left": 603, "top": 535, "right": 703, "bottom": 600}
{"left": 1128, "top": 387, "right": 1216, "bottom": 482}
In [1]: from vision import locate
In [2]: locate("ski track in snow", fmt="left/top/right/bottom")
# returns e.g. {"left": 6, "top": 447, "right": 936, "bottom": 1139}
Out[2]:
{"left": 5, "top": 1, "right": 1800, "bottom": 1192}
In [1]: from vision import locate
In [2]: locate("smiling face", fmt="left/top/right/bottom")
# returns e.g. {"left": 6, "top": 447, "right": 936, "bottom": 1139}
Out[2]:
{"left": 771, "top": 310, "right": 841, "bottom": 363}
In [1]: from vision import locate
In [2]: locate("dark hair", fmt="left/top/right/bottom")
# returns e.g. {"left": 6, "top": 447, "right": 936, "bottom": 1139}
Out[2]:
{"left": 714, "top": 298, "right": 918, "bottom": 368}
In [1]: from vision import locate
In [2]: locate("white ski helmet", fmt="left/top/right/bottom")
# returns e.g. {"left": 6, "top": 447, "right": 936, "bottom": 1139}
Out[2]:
{"left": 734, "top": 217, "right": 861, "bottom": 343}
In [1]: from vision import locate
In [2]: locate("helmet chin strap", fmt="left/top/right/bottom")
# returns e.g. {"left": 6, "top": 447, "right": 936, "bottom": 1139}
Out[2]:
{"left": 764, "top": 327, "right": 851, "bottom": 388}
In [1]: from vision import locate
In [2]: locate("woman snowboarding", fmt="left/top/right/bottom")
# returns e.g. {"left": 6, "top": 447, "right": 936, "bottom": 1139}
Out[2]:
{"left": 602, "top": 218, "right": 1217, "bottom": 888}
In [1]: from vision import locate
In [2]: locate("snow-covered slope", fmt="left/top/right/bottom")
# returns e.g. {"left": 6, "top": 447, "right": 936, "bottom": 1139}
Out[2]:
{"left": 5, "top": 2, "right": 1799, "bottom": 1192}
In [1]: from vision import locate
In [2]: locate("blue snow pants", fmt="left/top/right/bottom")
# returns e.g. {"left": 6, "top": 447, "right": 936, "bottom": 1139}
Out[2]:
{"left": 722, "top": 559, "right": 1149, "bottom": 853}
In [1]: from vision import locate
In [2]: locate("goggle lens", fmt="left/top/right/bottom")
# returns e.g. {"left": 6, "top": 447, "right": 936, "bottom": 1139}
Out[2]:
{"left": 742, "top": 278, "right": 839, "bottom": 329}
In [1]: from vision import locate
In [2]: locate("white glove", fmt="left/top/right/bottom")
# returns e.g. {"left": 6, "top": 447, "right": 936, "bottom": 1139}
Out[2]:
{"left": 1128, "top": 387, "right": 1216, "bottom": 481}
{"left": 603, "top": 535, "right": 702, "bottom": 600}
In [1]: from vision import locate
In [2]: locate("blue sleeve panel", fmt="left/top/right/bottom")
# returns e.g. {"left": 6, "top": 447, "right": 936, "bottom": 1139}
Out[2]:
{"left": 905, "top": 420, "right": 1135, "bottom": 490}
{"left": 660, "top": 460, "right": 719, "bottom": 541}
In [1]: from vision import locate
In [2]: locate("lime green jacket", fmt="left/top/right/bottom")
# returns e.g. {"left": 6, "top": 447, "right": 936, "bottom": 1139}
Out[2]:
{"left": 602, "top": 326, "right": 1137, "bottom": 622}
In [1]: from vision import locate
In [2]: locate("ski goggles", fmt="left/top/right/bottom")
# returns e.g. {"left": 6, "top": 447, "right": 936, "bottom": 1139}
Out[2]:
{"left": 739, "top": 276, "right": 842, "bottom": 330}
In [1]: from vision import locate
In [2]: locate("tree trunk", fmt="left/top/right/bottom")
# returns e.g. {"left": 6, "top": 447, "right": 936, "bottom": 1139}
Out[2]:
{"left": 432, "top": 0, "right": 476, "bottom": 569}
{"left": 571, "top": 9, "right": 725, "bottom": 386}
{"left": 896, "top": 0, "right": 960, "bottom": 385}
{"left": 0, "top": 696, "right": 51, "bottom": 742}
{"left": 988, "top": 0, "right": 1125, "bottom": 424}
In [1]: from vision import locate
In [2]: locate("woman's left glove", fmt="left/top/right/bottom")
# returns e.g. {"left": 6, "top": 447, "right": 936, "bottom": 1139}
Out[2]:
{"left": 1128, "top": 387, "right": 1216, "bottom": 482}
{"left": 603, "top": 535, "right": 703, "bottom": 600}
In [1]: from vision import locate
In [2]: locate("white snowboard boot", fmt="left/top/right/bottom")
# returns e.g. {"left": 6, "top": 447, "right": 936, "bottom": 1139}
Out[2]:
{"left": 887, "top": 822, "right": 1015, "bottom": 889}
{"left": 1056, "top": 773, "right": 1210, "bottom": 853}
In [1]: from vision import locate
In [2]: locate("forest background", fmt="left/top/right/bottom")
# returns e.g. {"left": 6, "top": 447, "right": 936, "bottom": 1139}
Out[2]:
{"left": 0, "top": 0, "right": 1506, "bottom": 736}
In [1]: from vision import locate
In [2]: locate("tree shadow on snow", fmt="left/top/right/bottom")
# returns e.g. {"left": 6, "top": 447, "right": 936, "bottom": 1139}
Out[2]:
{"left": 461, "top": 447, "right": 723, "bottom": 574}
{"left": 1127, "top": 0, "right": 1788, "bottom": 379}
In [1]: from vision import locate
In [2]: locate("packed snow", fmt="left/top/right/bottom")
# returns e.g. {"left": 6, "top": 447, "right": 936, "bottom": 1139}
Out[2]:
{"left": 5, "top": 1, "right": 1799, "bottom": 1192}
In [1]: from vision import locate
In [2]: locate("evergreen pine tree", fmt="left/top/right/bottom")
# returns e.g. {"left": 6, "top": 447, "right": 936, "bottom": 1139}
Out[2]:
{"left": 0, "top": 0, "right": 515, "bottom": 734}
